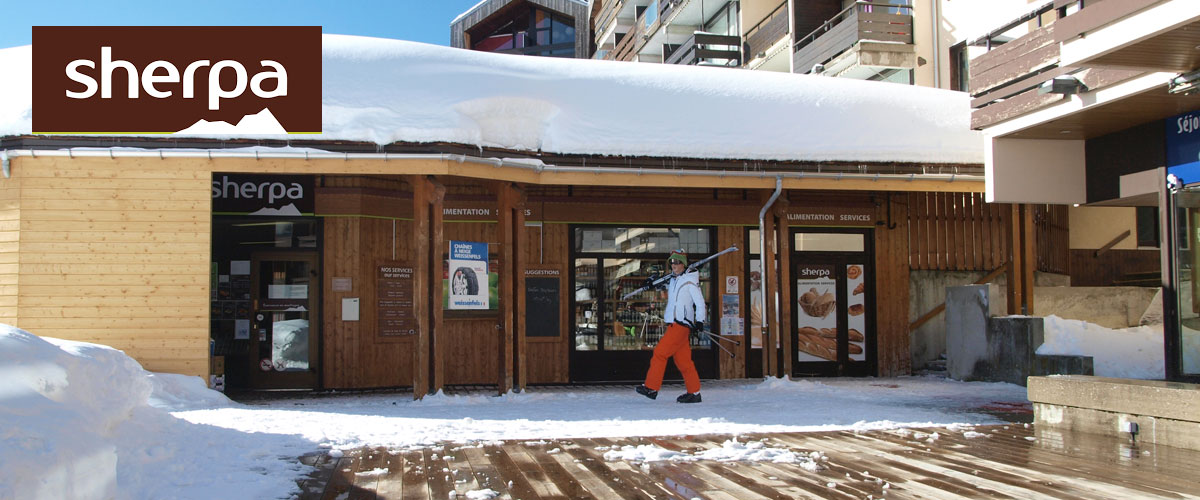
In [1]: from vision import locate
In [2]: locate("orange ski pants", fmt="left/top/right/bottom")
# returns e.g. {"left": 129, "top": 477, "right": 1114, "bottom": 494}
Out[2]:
{"left": 643, "top": 323, "right": 701, "bottom": 394}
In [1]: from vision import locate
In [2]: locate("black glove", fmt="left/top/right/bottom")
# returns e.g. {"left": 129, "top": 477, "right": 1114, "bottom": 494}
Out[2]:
{"left": 690, "top": 321, "right": 704, "bottom": 335}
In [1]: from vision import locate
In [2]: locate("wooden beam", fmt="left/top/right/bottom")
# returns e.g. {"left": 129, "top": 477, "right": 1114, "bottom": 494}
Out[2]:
{"left": 412, "top": 175, "right": 430, "bottom": 400}
{"left": 511, "top": 183, "right": 528, "bottom": 392}
{"left": 429, "top": 176, "right": 446, "bottom": 394}
{"left": 774, "top": 198, "right": 793, "bottom": 378}
{"left": 498, "top": 183, "right": 515, "bottom": 395}
{"left": 1006, "top": 204, "right": 1022, "bottom": 315}
{"left": 1021, "top": 204, "right": 1035, "bottom": 315}
{"left": 761, "top": 191, "right": 779, "bottom": 377}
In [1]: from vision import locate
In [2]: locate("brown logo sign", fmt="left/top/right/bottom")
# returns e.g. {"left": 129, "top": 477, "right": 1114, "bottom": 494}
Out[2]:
{"left": 33, "top": 26, "right": 321, "bottom": 134}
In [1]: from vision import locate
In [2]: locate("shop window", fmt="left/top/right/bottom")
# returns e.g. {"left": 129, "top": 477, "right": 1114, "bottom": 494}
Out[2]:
{"left": 794, "top": 232, "right": 865, "bottom": 252}
{"left": 1137, "top": 206, "right": 1159, "bottom": 247}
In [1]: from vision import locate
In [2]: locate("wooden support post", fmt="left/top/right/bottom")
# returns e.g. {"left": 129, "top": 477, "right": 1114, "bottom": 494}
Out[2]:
{"left": 498, "top": 183, "right": 515, "bottom": 395}
{"left": 1006, "top": 204, "right": 1023, "bottom": 315}
{"left": 412, "top": 176, "right": 430, "bottom": 400}
{"left": 774, "top": 199, "right": 792, "bottom": 378}
{"left": 428, "top": 177, "right": 446, "bottom": 395}
{"left": 511, "top": 184, "right": 527, "bottom": 392}
{"left": 762, "top": 194, "right": 779, "bottom": 378}
{"left": 1021, "top": 204, "right": 1035, "bottom": 315}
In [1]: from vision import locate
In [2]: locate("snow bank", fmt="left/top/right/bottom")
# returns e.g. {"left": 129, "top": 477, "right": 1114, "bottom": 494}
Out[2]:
{"left": 1038, "top": 315, "right": 1200, "bottom": 378}
{"left": 0, "top": 35, "right": 982, "bottom": 164}
{"left": 0, "top": 325, "right": 309, "bottom": 500}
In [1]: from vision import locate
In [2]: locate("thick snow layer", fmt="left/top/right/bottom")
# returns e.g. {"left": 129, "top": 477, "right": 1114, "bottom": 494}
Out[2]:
{"left": 0, "top": 35, "right": 982, "bottom": 163}
{"left": 1038, "top": 314, "right": 1200, "bottom": 378}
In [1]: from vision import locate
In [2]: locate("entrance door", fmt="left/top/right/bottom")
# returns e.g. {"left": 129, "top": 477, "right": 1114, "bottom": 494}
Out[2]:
{"left": 790, "top": 229, "right": 875, "bottom": 376}
{"left": 249, "top": 252, "right": 320, "bottom": 389}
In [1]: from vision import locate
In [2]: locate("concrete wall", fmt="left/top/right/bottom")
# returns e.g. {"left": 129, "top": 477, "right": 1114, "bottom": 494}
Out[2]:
{"left": 1035, "top": 286, "right": 1159, "bottom": 329}
{"left": 910, "top": 270, "right": 1071, "bottom": 370}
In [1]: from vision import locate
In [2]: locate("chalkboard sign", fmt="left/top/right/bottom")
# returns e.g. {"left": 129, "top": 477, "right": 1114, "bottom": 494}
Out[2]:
{"left": 525, "top": 277, "right": 560, "bottom": 338}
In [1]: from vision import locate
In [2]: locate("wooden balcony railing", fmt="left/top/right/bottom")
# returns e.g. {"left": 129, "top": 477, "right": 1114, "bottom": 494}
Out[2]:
{"left": 743, "top": 0, "right": 789, "bottom": 62}
{"left": 664, "top": 33, "right": 741, "bottom": 66}
{"left": 792, "top": 1, "right": 913, "bottom": 74}
{"left": 594, "top": 0, "right": 625, "bottom": 47}
{"left": 1053, "top": 0, "right": 1160, "bottom": 44}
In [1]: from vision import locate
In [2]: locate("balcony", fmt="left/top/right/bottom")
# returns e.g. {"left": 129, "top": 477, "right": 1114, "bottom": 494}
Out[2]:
{"left": 792, "top": 1, "right": 914, "bottom": 76}
{"left": 742, "top": 0, "right": 789, "bottom": 70}
{"left": 664, "top": 33, "right": 741, "bottom": 66}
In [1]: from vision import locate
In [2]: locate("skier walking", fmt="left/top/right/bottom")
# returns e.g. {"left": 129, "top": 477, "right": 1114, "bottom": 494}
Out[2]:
{"left": 636, "top": 249, "right": 706, "bottom": 403}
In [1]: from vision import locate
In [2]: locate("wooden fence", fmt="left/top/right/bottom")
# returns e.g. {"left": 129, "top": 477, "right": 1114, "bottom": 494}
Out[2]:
{"left": 907, "top": 192, "right": 1068, "bottom": 274}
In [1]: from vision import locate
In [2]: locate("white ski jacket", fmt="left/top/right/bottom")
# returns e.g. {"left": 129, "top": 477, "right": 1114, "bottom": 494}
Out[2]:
{"left": 663, "top": 270, "right": 706, "bottom": 327}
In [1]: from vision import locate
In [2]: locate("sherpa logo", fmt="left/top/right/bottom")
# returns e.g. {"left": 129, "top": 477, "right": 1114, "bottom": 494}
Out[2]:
{"left": 33, "top": 26, "right": 321, "bottom": 135}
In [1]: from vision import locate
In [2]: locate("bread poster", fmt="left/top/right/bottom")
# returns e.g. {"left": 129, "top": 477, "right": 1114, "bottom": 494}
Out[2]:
{"left": 795, "top": 264, "right": 837, "bottom": 361}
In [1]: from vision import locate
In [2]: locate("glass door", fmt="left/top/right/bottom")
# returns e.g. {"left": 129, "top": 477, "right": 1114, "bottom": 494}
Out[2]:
{"left": 1175, "top": 189, "right": 1200, "bottom": 380}
{"left": 791, "top": 229, "right": 875, "bottom": 377}
{"left": 249, "top": 252, "right": 319, "bottom": 389}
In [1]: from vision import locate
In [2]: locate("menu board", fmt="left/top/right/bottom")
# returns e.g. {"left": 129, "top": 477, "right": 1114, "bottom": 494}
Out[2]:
{"left": 378, "top": 263, "right": 415, "bottom": 336}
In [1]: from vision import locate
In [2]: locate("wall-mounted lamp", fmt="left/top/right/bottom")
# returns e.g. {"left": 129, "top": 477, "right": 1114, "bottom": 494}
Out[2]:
{"left": 1038, "top": 75, "right": 1087, "bottom": 95}
{"left": 1168, "top": 70, "right": 1200, "bottom": 95}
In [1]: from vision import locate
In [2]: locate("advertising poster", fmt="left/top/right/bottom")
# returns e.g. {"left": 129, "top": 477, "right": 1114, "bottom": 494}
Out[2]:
{"left": 448, "top": 240, "right": 489, "bottom": 310}
{"left": 795, "top": 264, "right": 837, "bottom": 362}
{"left": 845, "top": 264, "right": 867, "bottom": 361}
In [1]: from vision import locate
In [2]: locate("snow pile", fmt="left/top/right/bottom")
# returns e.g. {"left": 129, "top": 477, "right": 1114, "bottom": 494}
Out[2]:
{"left": 0, "top": 35, "right": 982, "bottom": 164}
{"left": 602, "top": 438, "right": 820, "bottom": 469}
{"left": 0, "top": 325, "right": 310, "bottom": 500}
{"left": 1038, "top": 315, "right": 1200, "bottom": 378}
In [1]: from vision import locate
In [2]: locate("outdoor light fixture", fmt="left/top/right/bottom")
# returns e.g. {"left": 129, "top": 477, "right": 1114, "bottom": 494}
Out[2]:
{"left": 1038, "top": 75, "right": 1087, "bottom": 95}
{"left": 1168, "top": 69, "right": 1200, "bottom": 95}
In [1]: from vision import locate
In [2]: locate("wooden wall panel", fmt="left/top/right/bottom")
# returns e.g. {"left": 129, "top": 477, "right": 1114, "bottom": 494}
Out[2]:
{"left": 717, "top": 226, "right": 745, "bottom": 379}
{"left": 875, "top": 194, "right": 911, "bottom": 376}
{"left": 1070, "top": 249, "right": 1160, "bottom": 287}
{"left": 908, "top": 193, "right": 1065, "bottom": 274}
{"left": 524, "top": 222, "right": 569, "bottom": 384}
{"left": 9, "top": 156, "right": 210, "bottom": 377}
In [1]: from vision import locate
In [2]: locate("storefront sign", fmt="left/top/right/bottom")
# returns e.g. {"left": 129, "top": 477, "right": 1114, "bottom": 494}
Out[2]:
{"left": 448, "top": 241, "right": 489, "bottom": 310}
{"left": 377, "top": 263, "right": 415, "bottom": 336}
{"left": 442, "top": 202, "right": 542, "bottom": 221}
{"left": 1168, "top": 110, "right": 1200, "bottom": 185}
{"left": 32, "top": 26, "right": 321, "bottom": 134}
{"left": 212, "top": 174, "right": 314, "bottom": 215}
{"left": 786, "top": 207, "right": 874, "bottom": 226}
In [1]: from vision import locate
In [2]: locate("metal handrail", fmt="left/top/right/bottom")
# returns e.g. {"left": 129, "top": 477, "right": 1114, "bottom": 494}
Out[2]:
{"left": 793, "top": 1, "right": 913, "bottom": 52}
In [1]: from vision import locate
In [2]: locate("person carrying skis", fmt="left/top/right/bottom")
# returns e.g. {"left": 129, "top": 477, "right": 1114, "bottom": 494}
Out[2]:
{"left": 636, "top": 249, "right": 706, "bottom": 403}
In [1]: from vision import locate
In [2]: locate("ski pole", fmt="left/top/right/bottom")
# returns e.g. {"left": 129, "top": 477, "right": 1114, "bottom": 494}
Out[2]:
{"left": 698, "top": 330, "right": 736, "bottom": 358}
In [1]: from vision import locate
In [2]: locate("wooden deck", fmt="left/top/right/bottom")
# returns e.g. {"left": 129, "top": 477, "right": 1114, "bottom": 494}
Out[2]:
{"left": 294, "top": 424, "right": 1200, "bottom": 499}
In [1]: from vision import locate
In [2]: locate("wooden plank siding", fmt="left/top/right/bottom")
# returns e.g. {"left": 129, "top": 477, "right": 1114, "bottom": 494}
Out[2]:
{"left": 4, "top": 156, "right": 211, "bottom": 376}
{"left": 907, "top": 193, "right": 1069, "bottom": 274}
{"left": 875, "top": 194, "right": 910, "bottom": 376}
{"left": 524, "top": 222, "right": 570, "bottom": 384}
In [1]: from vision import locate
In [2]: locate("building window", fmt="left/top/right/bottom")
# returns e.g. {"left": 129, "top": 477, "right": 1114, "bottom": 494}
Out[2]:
{"left": 949, "top": 41, "right": 969, "bottom": 92}
{"left": 470, "top": 6, "right": 576, "bottom": 58}
{"left": 1137, "top": 206, "right": 1160, "bottom": 247}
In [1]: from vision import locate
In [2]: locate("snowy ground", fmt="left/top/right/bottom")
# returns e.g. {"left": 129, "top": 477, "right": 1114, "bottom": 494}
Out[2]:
{"left": 1, "top": 324, "right": 1030, "bottom": 500}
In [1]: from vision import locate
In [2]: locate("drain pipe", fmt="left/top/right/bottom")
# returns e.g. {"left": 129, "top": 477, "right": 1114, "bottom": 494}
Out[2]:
{"left": 1, "top": 150, "right": 8, "bottom": 178}
{"left": 758, "top": 175, "right": 782, "bottom": 373}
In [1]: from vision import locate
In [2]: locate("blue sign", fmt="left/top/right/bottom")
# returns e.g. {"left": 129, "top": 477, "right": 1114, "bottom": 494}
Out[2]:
{"left": 1167, "top": 110, "right": 1200, "bottom": 185}
{"left": 447, "top": 240, "right": 489, "bottom": 310}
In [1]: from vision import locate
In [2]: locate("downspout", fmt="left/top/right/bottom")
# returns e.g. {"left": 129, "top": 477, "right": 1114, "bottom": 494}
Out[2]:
{"left": 1, "top": 150, "right": 8, "bottom": 178}
{"left": 931, "top": 0, "right": 941, "bottom": 88}
{"left": 758, "top": 175, "right": 782, "bottom": 366}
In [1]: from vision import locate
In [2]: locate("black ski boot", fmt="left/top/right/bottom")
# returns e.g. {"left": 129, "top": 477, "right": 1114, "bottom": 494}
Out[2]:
{"left": 635, "top": 385, "right": 658, "bottom": 400}
{"left": 676, "top": 392, "right": 702, "bottom": 404}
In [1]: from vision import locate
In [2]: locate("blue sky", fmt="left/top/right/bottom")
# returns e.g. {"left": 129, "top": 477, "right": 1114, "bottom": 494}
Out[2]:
{"left": 2, "top": 0, "right": 487, "bottom": 49}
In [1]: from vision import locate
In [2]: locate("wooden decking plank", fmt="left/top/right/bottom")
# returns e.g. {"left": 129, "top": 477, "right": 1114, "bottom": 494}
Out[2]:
{"left": 699, "top": 461, "right": 823, "bottom": 500}
{"left": 587, "top": 437, "right": 690, "bottom": 500}
{"left": 421, "top": 447, "right": 455, "bottom": 500}
{"left": 400, "top": 450, "right": 429, "bottom": 500}
{"left": 692, "top": 461, "right": 788, "bottom": 500}
{"left": 843, "top": 430, "right": 1101, "bottom": 500}
{"left": 460, "top": 445, "right": 516, "bottom": 496}
{"left": 545, "top": 443, "right": 627, "bottom": 499}
{"left": 503, "top": 443, "right": 567, "bottom": 499}
{"left": 442, "top": 445, "right": 485, "bottom": 497}
{"left": 562, "top": 438, "right": 661, "bottom": 500}
{"left": 354, "top": 447, "right": 389, "bottom": 496}
{"left": 296, "top": 451, "right": 340, "bottom": 500}
{"left": 478, "top": 444, "right": 544, "bottom": 499}
{"left": 373, "top": 450, "right": 406, "bottom": 500}
{"left": 740, "top": 461, "right": 861, "bottom": 500}
{"left": 928, "top": 429, "right": 1200, "bottom": 498}
{"left": 529, "top": 442, "right": 594, "bottom": 499}
{"left": 830, "top": 433, "right": 1018, "bottom": 499}
{"left": 320, "top": 451, "right": 375, "bottom": 500}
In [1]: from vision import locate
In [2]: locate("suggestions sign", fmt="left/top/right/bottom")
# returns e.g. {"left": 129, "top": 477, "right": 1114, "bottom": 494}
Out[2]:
{"left": 448, "top": 240, "right": 489, "bottom": 310}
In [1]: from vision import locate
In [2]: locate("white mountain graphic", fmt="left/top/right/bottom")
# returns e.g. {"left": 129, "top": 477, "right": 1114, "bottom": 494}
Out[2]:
{"left": 175, "top": 108, "right": 288, "bottom": 135}
{"left": 249, "top": 203, "right": 302, "bottom": 216}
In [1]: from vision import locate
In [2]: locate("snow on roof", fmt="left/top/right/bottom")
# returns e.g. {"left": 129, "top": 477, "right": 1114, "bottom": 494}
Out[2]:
{"left": 0, "top": 34, "right": 983, "bottom": 164}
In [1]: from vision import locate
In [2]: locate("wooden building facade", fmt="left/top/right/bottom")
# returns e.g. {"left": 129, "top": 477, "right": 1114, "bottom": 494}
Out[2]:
{"left": 0, "top": 148, "right": 994, "bottom": 395}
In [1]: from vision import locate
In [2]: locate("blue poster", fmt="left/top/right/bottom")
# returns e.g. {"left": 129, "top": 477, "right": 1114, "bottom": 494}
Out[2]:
{"left": 1167, "top": 110, "right": 1200, "bottom": 186}
{"left": 448, "top": 240, "right": 489, "bottom": 310}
